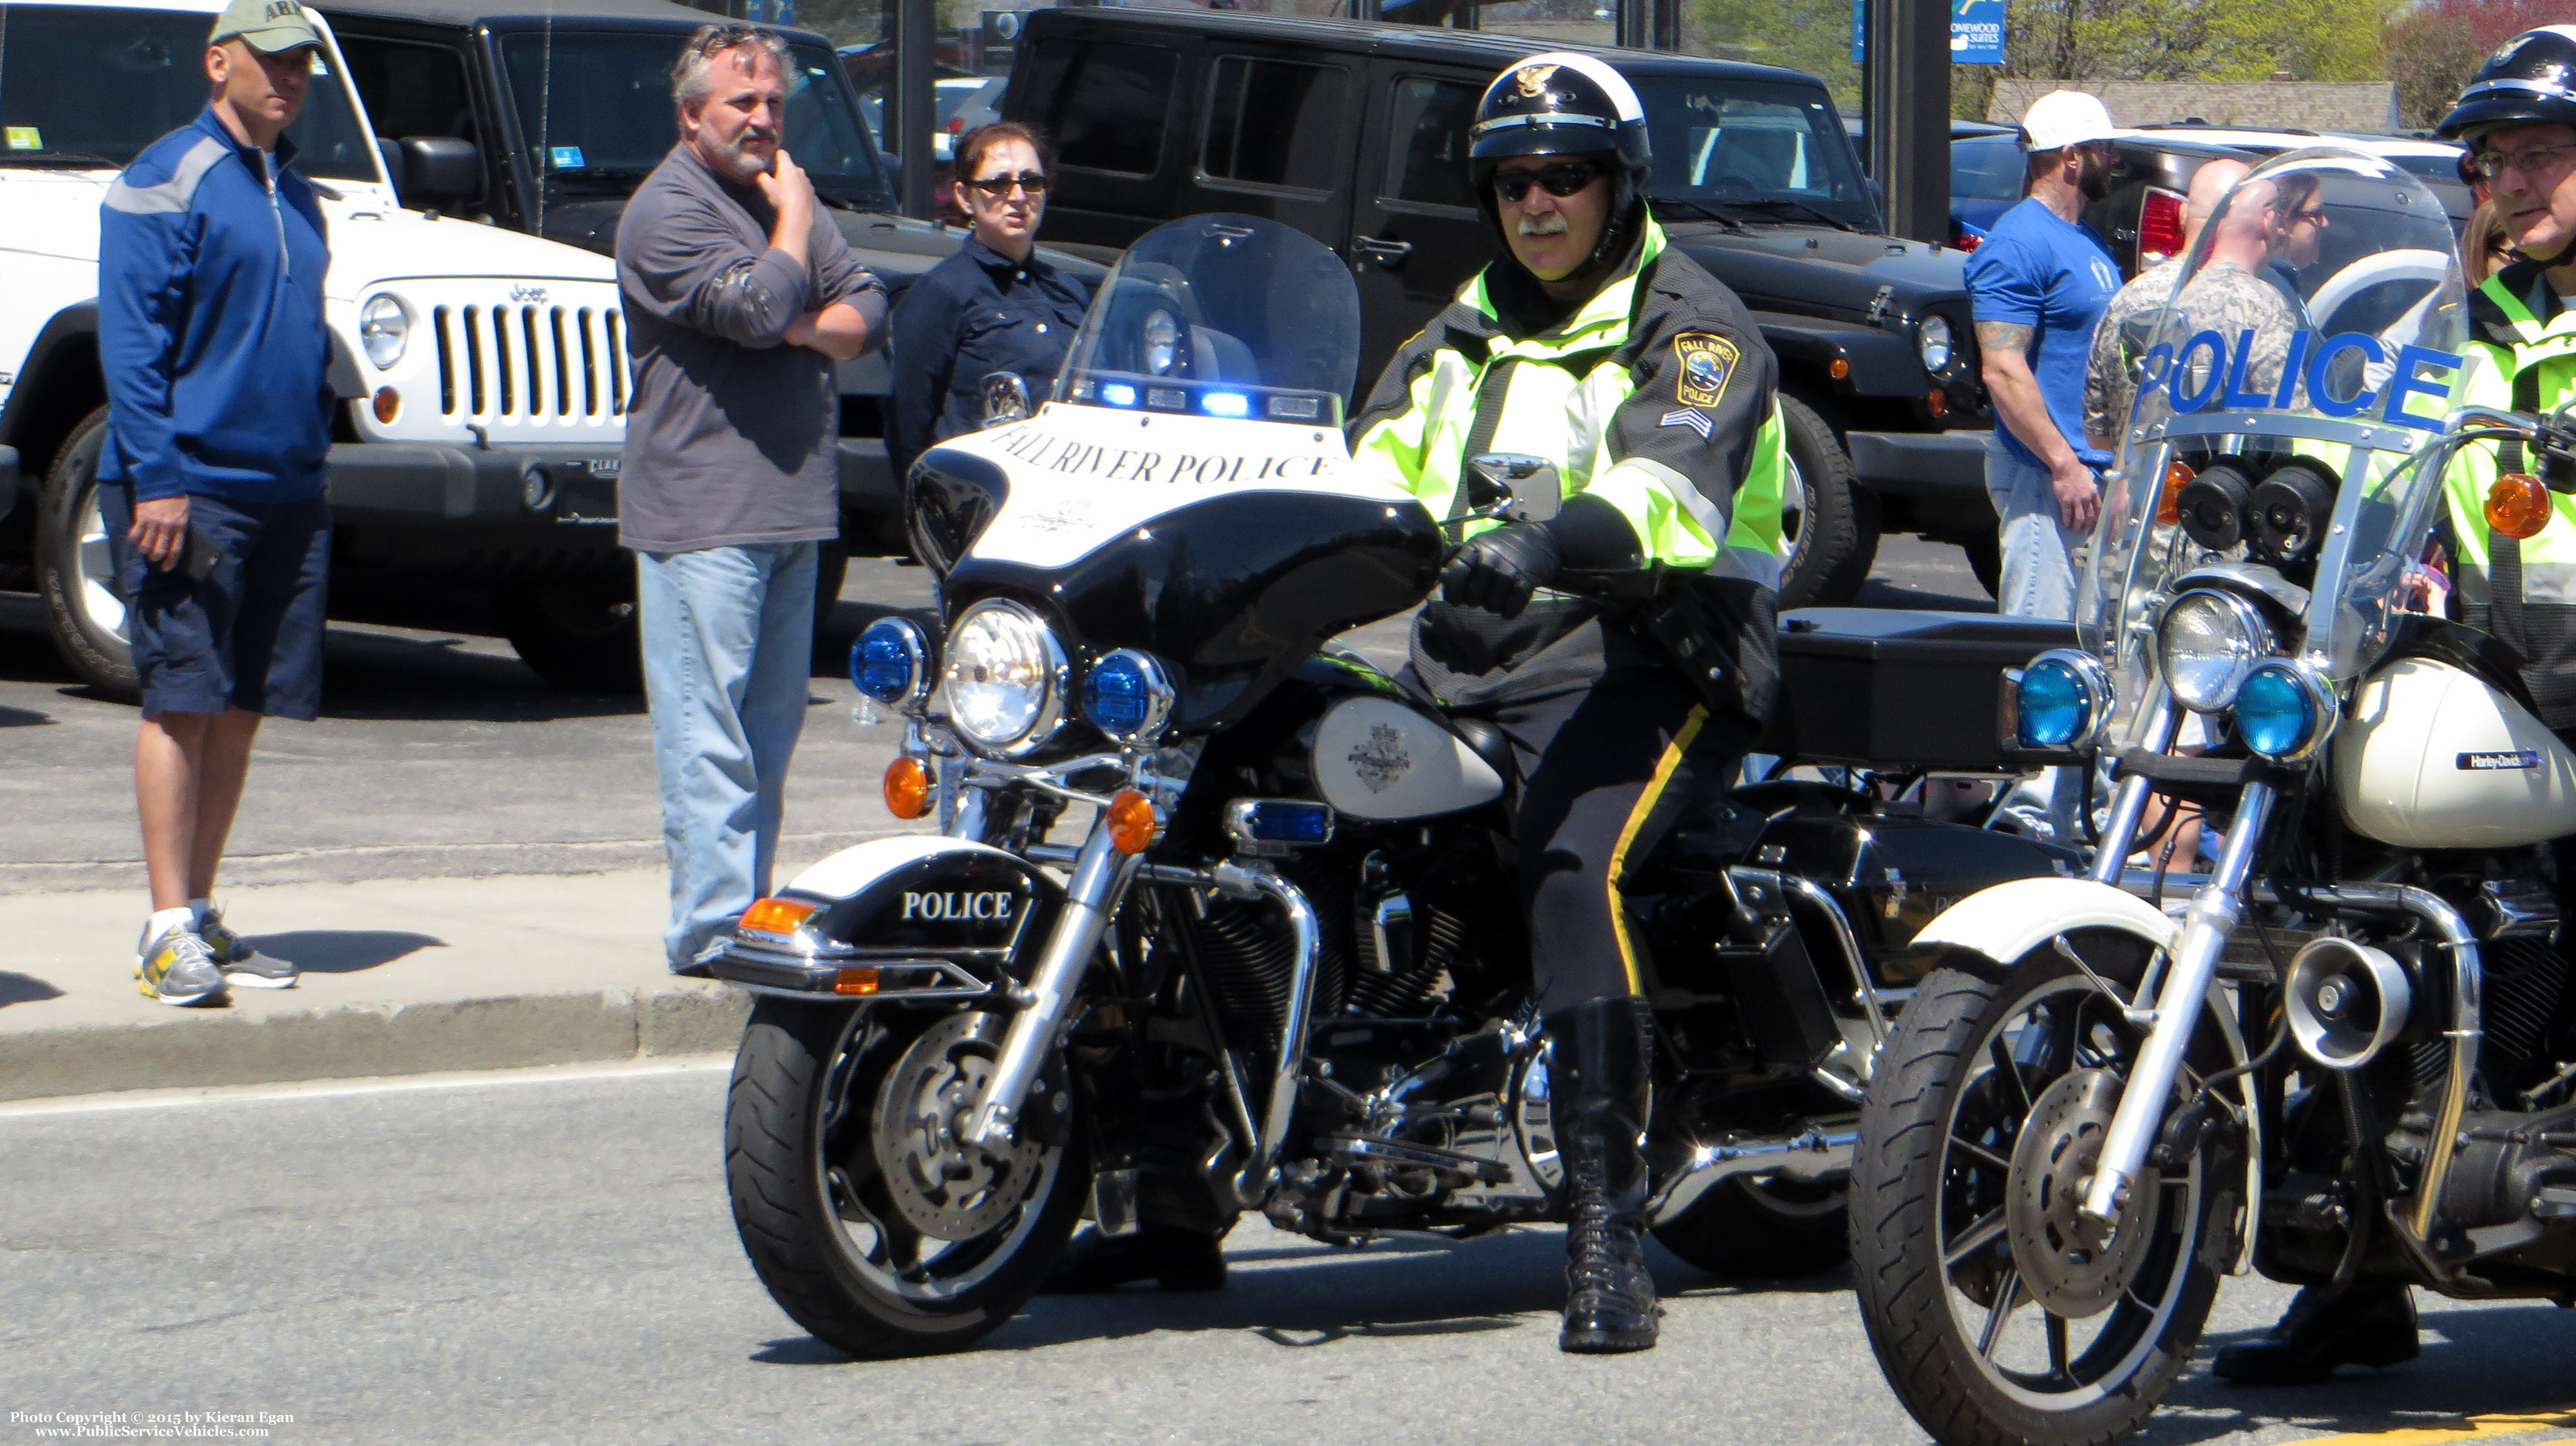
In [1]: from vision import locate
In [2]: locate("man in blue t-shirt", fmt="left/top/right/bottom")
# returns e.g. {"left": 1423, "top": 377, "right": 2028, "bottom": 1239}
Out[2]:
{"left": 1967, "top": 90, "right": 2126, "bottom": 619}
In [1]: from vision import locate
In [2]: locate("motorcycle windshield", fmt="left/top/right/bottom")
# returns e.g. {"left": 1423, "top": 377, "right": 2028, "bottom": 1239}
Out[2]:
{"left": 2084, "top": 149, "right": 2476, "bottom": 740}
{"left": 1055, "top": 214, "right": 1362, "bottom": 427}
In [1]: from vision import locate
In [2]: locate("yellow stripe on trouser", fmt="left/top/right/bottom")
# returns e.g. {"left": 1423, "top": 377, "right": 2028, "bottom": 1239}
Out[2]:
{"left": 1604, "top": 704, "right": 1709, "bottom": 993}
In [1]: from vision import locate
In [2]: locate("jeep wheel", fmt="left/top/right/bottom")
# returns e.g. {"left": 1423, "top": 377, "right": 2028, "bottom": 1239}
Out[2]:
{"left": 34, "top": 406, "right": 141, "bottom": 700}
{"left": 497, "top": 573, "right": 643, "bottom": 695}
{"left": 1777, "top": 395, "right": 1879, "bottom": 608}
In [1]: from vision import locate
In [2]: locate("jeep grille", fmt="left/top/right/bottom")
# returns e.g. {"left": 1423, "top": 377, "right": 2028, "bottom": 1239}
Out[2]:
{"left": 431, "top": 303, "right": 627, "bottom": 424}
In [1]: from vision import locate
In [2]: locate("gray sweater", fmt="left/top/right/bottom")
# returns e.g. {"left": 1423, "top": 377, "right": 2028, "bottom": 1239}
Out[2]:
{"left": 615, "top": 144, "right": 887, "bottom": 554}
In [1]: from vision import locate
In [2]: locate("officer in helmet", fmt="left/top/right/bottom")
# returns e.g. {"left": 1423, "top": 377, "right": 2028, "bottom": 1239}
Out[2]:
{"left": 2212, "top": 27, "right": 2576, "bottom": 1386}
{"left": 1345, "top": 53, "right": 1790, "bottom": 1355}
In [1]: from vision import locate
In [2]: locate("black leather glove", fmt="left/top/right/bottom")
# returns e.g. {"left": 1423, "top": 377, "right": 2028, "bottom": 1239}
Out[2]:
{"left": 1441, "top": 521, "right": 1561, "bottom": 619}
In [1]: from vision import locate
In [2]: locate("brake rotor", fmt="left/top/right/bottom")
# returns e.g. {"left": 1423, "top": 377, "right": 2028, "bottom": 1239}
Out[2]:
{"left": 2007, "top": 1067, "right": 2161, "bottom": 1320}
{"left": 871, "top": 1013, "right": 1048, "bottom": 1242}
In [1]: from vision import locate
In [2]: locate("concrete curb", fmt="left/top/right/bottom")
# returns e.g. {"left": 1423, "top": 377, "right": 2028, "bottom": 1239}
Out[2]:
{"left": 0, "top": 981, "right": 754, "bottom": 1103}
{"left": 0, "top": 829, "right": 898, "bottom": 896}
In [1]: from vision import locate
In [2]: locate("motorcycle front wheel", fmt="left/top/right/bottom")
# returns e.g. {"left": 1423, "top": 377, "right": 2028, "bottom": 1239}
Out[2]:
{"left": 1848, "top": 931, "right": 2244, "bottom": 1446}
{"left": 726, "top": 998, "right": 1088, "bottom": 1358}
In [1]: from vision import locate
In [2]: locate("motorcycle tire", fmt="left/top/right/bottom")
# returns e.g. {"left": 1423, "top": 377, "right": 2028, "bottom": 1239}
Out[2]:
{"left": 1651, "top": 1174, "right": 1848, "bottom": 1279}
{"left": 1848, "top": 931, "right": 2244, "bottom": 1446}
{"left": 726, "top": 998, "right": 1088, "bottom": 1360}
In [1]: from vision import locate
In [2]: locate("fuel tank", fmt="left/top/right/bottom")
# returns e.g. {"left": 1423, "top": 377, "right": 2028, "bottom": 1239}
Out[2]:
{"left": 2335, "top": 657, "right": 2576, "bottom": 847}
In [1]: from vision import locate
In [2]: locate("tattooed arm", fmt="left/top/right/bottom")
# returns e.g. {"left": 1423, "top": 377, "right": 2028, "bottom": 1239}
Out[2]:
{"left": 1978, "top": 317, "right": 2101, "bottom": 532}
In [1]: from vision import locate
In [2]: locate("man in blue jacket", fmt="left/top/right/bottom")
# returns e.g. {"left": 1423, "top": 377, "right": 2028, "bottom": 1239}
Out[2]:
{"left": 97, "top": 0, "right": 334, "bottom": 1005}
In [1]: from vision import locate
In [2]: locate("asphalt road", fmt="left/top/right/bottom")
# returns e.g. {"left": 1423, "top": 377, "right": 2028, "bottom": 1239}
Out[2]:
{"left": 0, "top": 539, "right": 1992, "bottom": 890}
{"left": 5, "top": 1064, "right": 2572, "bottom": 1446}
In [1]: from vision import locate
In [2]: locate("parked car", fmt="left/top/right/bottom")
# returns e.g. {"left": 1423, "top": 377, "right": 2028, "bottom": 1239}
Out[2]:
{"left": 319, "top": 0, "right": 1106, "bottom": 567}
{"left": 1001, "top": 6, "right": 1996, "bottom": 605}
{"left": 1947, "top": 118, "right": 2019, "bottom": 249}
{"left": 2081, "top": 132, "right": 2262, "bottom": 277}
{"left": 2127, "top": 124, "right": 2473, "bottom": 231}
{"left": 1, "top": 0, "right": 641, "bottom": 694}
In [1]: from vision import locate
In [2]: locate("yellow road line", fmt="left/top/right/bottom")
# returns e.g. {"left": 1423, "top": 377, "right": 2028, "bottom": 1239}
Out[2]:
{"left": 2286, "top": 1413, "right": 2576, "bottom": 1446}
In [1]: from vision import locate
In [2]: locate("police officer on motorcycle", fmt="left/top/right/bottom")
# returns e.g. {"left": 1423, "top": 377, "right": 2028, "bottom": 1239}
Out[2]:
{"left": 1348, "top": 52, "right": 1789, "bottom": 1354}
{"left": 2211, "top": 26, "right": 2576, "bottom": 1385}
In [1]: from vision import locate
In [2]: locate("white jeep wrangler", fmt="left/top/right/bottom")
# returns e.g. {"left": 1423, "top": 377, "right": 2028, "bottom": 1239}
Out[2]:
{"left": 0, "top": 0, "right": 645, "bottom": 692}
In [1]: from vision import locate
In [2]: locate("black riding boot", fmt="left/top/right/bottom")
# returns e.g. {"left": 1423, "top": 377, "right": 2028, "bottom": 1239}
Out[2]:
{"left": 1041, "top": 1225, "right": 1227, "bottom": 1294}
{"left": 2211, "top": 1280, "right": 2418, "bottom": 1384}
{"left": 1549, "top": 995, "right": 1660, "bottom": 1354}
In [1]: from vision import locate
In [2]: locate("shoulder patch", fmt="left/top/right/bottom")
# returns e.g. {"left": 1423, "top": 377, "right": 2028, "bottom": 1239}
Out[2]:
{"left": 1671, "top": 332, "right": 1739, "bottom": 409}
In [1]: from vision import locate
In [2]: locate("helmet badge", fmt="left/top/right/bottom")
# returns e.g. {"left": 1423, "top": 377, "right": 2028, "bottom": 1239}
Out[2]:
{"left": 1514, "top": 63, "right": 1558, "bottom": 99}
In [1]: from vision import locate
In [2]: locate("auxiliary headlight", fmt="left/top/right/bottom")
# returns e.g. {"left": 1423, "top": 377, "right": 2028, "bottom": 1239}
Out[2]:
{"left": 1917, "top": 314, "right": 1954, "bottom": 373}
{"left": 942, "top": 598, "right": 1066, "bottom": 756}
{"left": 2233, "top": 660, "right": 2333, "bottom": 760}
{"left": 2011, "top": 648, "right": 2110, "bottom": 750}
{"left": 1081, "top": 648, "right": 1175, "bottom": 744}
{"left": 850, "top": 615, "right": 934, "bottom": 711}
{"left": 2157, "top": 589, "right": 2276, "bottom": 712}
{"left": 360, "top": 294, "right": 410, "bottom": 370}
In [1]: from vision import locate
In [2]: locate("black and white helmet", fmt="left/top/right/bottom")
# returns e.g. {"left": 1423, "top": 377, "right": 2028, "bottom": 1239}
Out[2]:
{"left": 1469, "top": 52, "right": 1652, "bottom": 178}
{"left": 2439, "top": 25, "right": 2576, "bottom": 142}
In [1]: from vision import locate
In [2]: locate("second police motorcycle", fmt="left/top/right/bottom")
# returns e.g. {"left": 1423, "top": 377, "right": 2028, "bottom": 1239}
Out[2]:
{"left": 1848, "top": 150, "right": 2576, "bottom": 1446}
{"left": 701, "top": 213, "right": 2073, "bottom": 1355}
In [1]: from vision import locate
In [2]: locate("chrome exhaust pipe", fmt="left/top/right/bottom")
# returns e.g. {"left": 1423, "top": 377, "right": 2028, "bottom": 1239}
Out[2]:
{"left": 1649, "top": 1124, "right": 1859, "bottom": 1225}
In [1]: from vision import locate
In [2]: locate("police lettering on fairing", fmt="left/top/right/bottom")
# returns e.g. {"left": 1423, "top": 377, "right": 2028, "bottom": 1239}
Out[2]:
{"left": 2131, "top": 328, "right": 2465, "bottom": 431}
{"left": 900, "top": 890, "right": 1018, "bottom": 921}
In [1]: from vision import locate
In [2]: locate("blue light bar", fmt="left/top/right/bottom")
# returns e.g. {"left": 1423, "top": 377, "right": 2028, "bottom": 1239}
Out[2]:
{"left": 1201, "top": 391, "right": 1250, "bottom": 418}
{"left": 1101, "top": 382, "right": 1139, "bottom": 406}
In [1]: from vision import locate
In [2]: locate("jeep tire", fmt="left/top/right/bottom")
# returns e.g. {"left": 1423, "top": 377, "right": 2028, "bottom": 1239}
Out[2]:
{"left": 498, "top": 541, "right": 848, "bottom": 695}
{"left": 35, "top": 406, "right": 142, "bottom": 700}
{"left": 1776, "top": 395, "right": 1877, "bottom": 608}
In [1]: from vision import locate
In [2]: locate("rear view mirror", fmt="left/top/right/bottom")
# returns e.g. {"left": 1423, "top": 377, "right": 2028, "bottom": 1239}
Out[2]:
{"left": 397, "top": 136, "right": 482, "bottom": 211}
{"left": 980, "top": 371, "right": 1031, "bottom": 428}
{"left": 1464, "top": 451, "right": 1561, "bottom": 525}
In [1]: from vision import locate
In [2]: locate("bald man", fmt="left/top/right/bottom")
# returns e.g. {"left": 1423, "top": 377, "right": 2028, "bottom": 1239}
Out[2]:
{"left": 2083, "top": 157, "right": 2251, "bottom": 454}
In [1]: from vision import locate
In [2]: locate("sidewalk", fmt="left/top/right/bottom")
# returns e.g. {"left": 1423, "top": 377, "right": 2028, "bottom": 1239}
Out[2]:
{"left": 0, "top": 868, "right": 824, "bottom": 1103}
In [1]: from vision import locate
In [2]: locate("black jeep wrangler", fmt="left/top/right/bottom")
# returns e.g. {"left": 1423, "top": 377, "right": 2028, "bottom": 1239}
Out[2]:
{"left": 1002, "top": 8, "right": 1994, "bottom": 605}
{"left": 318, "top": 0, "right": 1106, "bottom": 558}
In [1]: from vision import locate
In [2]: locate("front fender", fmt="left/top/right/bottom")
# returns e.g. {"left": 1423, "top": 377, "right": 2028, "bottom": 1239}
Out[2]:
{"left": 1912, "top": 876, "right": 2180, "bottom": 968}
{"left": 709, "top": 835, "right": 1063, "bottom": 1000}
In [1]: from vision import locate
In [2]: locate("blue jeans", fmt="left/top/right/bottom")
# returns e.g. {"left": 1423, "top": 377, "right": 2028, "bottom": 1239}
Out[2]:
{"left": 638, "top": 541, "right": 818, "bottom": 971}
{"left": 1984, "top": 433, "right": 2087, "bottom": 622}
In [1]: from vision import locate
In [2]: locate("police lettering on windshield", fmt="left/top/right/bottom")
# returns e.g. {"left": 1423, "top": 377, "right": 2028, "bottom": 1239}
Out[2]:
{"left": 2133, "top": 328, "right": 2463, "bottom": 431}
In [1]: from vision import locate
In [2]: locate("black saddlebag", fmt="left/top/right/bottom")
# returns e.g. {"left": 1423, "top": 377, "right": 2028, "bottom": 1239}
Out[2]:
{"left": 1759, "top": 608, "right": 2076, "bottom": 770}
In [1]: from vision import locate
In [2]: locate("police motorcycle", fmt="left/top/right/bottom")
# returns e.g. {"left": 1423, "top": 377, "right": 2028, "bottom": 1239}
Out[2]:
{"left": 705, "top": 214, "right": 2070, "bottom": 1358}
{"left": 1848, "top": 150, "right": 2576, "bottom": 1446}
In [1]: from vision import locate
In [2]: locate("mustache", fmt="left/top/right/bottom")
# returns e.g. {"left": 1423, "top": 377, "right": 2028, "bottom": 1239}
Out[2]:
{"left": 1517, "top": 213, "right": 1570, "bottom": 236}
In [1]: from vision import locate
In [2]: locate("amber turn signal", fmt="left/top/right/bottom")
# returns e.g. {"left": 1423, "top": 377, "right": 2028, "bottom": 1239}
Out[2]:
{"left": 1829, "top": 357, "right": 1850, "bottom": 380}
{"left": 1926, "top": 388, "right": 1947, "bottom": 417}
{"left": 1105, "top": 789, "right": 1160, "bottom": 854}
{"left": 741, "top": 896, "right": 817, "bottom": 935}
{"left": 2158, "top": 460, "right": 2194, "bottom": 527}
{"left": 883, "top": 756, "right": 931, "bottom": 819}
{"left": 833, "top": 966, "right": 881, "bottom": 996}
{"left": 2489, "top": 472, "right": 2553, "bottom": 540}
{"left": 372, "top": 386, "right": 399, "bottom": 423}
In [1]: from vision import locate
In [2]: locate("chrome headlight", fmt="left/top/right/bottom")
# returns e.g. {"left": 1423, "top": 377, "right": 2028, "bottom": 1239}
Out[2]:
{"left": 850, "top": 615, "right": 934, "bottom": 712}
{"left": 1917, "top": 313, "right": 1954, "bottom": 373}
{"left": 942, "top": 599, "right": 1066, "bottom": 755}
{"left": 1143, "top": 309, "right": 1179, "bottom": 375}
{"left": 2157, "top": 589, "right": 2276, "bottom": 712}
{"left": 360, "top": 294, "right": 410, "bottom": 370}
{"left": 2010, "top": 648, "right": 2112, "bottom": 751}
{"left": 2234, "top": 659, "right": 2334, "bottom": 761}
{"left": 1081, "top": 648, "right": 1175, "bottom": 744}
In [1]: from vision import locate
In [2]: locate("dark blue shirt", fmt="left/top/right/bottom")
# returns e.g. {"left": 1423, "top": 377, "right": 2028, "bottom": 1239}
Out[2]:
{"left": 98, "top": 109, "right": 332, "bottom": 503}
{"left": 887, "top": 234, "right": 1090, "bottom": 476}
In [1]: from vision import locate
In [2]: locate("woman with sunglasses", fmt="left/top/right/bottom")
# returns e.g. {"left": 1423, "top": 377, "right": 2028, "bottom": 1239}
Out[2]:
{"left": 886, "top": 122, "right": 1089, "bottom": 481}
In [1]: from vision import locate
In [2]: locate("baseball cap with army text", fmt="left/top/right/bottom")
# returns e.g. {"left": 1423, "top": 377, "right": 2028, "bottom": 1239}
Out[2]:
{"left": 209, "top": 0, "right": 323, "bottom": 54}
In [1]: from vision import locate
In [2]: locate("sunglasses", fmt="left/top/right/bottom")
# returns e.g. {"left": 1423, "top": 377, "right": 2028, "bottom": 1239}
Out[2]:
{"left": 967, "top": 171, "right": 1048, "bottom": 196}
{"left": 1492, "top": 159, "right": 1605, "bottom": 203}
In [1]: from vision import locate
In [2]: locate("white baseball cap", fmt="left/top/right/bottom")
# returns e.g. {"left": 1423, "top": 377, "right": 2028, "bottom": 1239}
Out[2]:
{"left": 2020, "top": 90, "right": 2128, "bottom": 151}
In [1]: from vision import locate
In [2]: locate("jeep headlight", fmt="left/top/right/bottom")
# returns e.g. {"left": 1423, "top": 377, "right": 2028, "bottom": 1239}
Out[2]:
{"left": 942, "top": 598, "right": 1067, "bottom": 756}
{"left": 360, "top": 294, "right": 410, "bottom": 370}
{"left": 2157, "top": 589, "right": 2275, "bottom": 713}
{"left": 1917, "top": 313, "right": 1954, "bottom": 373}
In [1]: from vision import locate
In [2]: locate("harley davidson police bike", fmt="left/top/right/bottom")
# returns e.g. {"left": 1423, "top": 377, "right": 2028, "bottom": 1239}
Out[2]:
{"left": 1848, "top": 151, "right": 2576, "bottom": 1446}
{"left": 706, "top": 214, "right": 2069, "bottom": 1358}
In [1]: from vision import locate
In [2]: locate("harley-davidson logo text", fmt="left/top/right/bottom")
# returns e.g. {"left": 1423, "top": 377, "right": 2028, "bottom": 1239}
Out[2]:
{"left": 900, "top": 891, "right": 1016, "bottom": 920}
{"left": 2458, "top": 750, "right": 2543, "bottom": 771}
